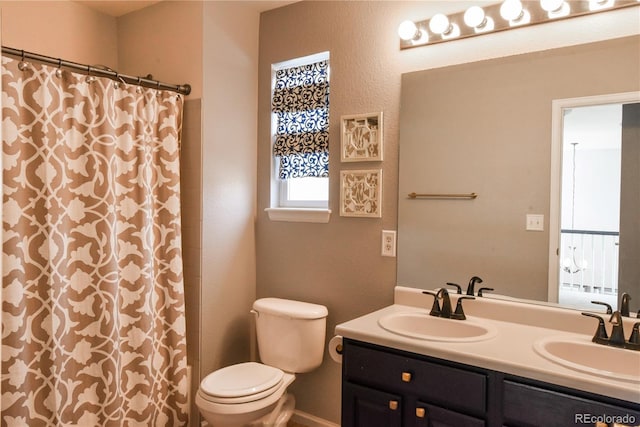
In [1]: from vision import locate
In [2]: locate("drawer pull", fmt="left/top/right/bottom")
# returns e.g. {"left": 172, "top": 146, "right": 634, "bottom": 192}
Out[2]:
{"left": 416, "top": 407, "right": 426, "bottom": 418}
{"left": 389, "top": 400, "right": 399, "bottom": 411}
{"left": 401, "top": 372, "right": 412, "bottom": 382}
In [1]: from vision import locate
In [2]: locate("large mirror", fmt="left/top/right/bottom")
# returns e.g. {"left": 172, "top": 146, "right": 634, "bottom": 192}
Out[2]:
{"left": 397, "top": 36, "right": 639, "bottom": 312}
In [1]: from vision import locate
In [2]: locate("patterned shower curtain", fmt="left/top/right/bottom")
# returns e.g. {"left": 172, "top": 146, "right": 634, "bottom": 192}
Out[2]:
{"left": 1, "top": 56, "right": 188, "bottom": 426}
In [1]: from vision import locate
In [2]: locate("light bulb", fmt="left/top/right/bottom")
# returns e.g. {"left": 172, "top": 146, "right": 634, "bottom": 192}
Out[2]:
{"left": 464, "top": 6, "right": 486, "bottom": 28}
{"left": 500, "top": 0, "right": 524, "bottom": 21}
{"left": 429, "top": 13, "right": 451, "bottom": 35}
{"left": 398, "top": 20, "right": 419, "bottom": 41}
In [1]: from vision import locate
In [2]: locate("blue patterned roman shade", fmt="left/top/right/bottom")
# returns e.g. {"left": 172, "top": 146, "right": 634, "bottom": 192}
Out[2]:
{"left": 272, "top": 59, "right": 329, "bottom": 179}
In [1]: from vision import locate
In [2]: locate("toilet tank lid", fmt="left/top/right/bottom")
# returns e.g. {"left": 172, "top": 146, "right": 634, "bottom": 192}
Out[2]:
{"left": 253, "top": 298, "right": 328, "bottom": 319}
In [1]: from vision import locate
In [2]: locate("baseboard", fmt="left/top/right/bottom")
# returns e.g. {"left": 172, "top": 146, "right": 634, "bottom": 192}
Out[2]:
{"left": 199, "top": 409, "right": 338, "bottom": 427}
{"left": 290, "top": 410, "right": 340, "bottom": 427}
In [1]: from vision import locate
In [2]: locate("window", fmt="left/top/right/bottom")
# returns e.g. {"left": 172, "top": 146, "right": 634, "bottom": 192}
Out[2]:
{"left": 269, "top": 52, "right": 330, "bottom": 219}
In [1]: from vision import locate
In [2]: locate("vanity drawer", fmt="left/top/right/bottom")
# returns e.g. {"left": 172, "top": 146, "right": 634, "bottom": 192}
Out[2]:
{"left": 343, "top": 340, "right": 488, "bottom": 415}
{"left": 417, "top": 402, "right": 486, "bottom": 427}
{"left": 502, "top": 380, "right": 640, "bottom": 427}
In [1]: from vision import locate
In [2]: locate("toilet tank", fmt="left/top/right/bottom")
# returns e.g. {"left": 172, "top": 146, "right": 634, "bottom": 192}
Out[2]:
{"left": 253, "top": 298, "right": 328, "bottom": 373}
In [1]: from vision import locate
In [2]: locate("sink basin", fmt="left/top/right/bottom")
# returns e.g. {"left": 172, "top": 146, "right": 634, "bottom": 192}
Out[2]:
{"left": 534, "top": 336, "right": 640, "bottom": 383}
{"left": 377, "top": 312, "right": 497, "bottom": 342}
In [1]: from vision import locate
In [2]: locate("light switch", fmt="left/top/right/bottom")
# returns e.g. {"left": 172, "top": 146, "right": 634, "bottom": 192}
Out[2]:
{"left": 526, "top": 214, "right": 544, "bottom": 231}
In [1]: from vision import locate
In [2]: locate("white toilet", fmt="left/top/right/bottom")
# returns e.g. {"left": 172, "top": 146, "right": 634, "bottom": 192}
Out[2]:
{"left": 196, "top": 298, "right": 328, "bottom": 427}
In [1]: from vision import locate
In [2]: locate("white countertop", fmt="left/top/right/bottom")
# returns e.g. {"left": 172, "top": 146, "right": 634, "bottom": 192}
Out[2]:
{"left": 335, "top": 286, "right": 640, "bottom": 404}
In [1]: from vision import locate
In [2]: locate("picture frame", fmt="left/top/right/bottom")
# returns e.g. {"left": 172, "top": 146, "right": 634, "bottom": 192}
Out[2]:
{"left": 340, "top": 169, "right": 382, "bottom": 218}
{"left": 340, "top": 112, "right": 383, "bottom": 162}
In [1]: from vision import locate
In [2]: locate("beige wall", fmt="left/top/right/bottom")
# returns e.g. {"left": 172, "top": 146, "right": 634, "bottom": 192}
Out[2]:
{"left": 117, "top": 1, "right": 203, "bottom": 98}
{"left": 257, "top": 2, "right": 640, "bottom": 423}
{"left": 200, "top": 0, "right": 260, "bottom": 377}
{"left": 1, "top": 1, "right": 117, "bottom": 66}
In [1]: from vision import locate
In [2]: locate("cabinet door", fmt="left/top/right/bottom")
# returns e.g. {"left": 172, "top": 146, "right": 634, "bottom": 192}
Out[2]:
{"left": 342, "top": 382, "right": 403, "bottom": 427}
{"left": 412, "top": 402, "right": 485, "bottom": 427}
{"left": 503, "top": 380, "right": 640, "bottom": 427}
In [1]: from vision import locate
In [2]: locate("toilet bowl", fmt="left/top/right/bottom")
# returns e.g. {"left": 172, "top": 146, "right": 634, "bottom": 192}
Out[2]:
{"left": 196, "top": 298, "right": 328, "bottom": 427}
{"left": 195, "top": 362, "right": 296, "bottom": 427}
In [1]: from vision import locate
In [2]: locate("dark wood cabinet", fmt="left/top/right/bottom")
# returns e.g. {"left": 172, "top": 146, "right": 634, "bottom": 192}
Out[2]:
{"left": 342, "top": 339, "right": 488, "bottom": 427}
{"left": 502, "top": 380, "right": 640, "bottom": 427}
{"left": 341, "top": 339, "right": 640, "bottom": 427}
{"left": 342, "top": 382, "right": 402, "bottom": 427}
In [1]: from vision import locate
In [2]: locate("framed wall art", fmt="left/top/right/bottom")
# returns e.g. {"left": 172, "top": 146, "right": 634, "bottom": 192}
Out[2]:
{"left": 340, "top": 169, "right": 382, "bottom": 218}
{"left": 340, "top": 112, "right": 383, "bottom": 162}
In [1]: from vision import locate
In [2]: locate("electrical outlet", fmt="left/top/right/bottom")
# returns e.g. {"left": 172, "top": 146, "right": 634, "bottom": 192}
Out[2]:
{"left": 526, "top": 214, "right": 544, "bottom": 231}
{"left": 381, "top": 230, "right": 397, "bottom": 257}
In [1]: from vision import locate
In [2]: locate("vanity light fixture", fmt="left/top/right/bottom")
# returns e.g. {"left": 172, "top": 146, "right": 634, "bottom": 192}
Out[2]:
{"left": 398, "top": 0, "right": 639, "bottom": 49}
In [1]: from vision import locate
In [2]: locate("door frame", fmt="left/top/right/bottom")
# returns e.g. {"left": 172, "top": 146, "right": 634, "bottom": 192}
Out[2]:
{"left": 547, "top": 91, "right": 640, "bottom": 303}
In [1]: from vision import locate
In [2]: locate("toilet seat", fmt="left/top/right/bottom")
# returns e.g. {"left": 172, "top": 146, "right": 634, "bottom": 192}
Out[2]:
{"left": 199, "top": 362, "right": 284, "bottom": 404}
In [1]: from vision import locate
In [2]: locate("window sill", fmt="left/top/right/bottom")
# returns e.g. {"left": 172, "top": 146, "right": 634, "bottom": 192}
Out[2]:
{"left": 265, "top": 208, "right": 331, "bottom": 223}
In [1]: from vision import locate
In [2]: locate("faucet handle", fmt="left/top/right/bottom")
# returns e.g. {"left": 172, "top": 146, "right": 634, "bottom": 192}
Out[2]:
{"left": 452, "top": 296, "right": 475, "bottom": 320}
{"left": 422, "top": 290, "right": 441, "bottom": 317}
{"left": 581, "top": 312, "right": 609, "bottom": 345}
{"left": 590, "top": 300, "right": 612, "bottom": 314}
{"left": 478, "top": 287, "right": 494, "bottom": 297}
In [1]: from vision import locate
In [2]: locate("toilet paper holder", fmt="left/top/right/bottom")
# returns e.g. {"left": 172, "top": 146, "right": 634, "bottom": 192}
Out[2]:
{"left": 328, "top": 335, "right": 344, "bottom": 363}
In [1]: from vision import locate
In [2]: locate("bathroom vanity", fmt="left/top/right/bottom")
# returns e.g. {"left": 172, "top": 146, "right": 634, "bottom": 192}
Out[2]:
{"left": 335, "top": 287, "right": 640, "bottom": 427}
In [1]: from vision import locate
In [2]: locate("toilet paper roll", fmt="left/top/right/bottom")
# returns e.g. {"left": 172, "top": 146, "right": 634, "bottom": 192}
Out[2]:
{"left": 328, "top": 335, "right": 343, "bottom": 363}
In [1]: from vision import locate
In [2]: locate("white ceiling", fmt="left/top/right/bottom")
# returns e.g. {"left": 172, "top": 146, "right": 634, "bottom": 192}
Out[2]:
{"left": 76, "top": 0, "right": 297, "bottom": 17}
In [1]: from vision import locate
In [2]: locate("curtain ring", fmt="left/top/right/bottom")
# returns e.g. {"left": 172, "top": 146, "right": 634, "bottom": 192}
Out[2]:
{"left": 136, "top": 77, "right": 143, "bottom": 93}
{"left": 18, "top": 50, "right": 28, "bottom": 71}
{"left": 55, "top": 59, "right": 63, "bottom": 78}
{"left": 86, "top": 66, "right": 95, "bottom": 83}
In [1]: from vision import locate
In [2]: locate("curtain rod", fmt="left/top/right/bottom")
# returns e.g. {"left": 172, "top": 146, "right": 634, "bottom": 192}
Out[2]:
{"left": 2, "top": 46, "right": 191, "bottom": 96}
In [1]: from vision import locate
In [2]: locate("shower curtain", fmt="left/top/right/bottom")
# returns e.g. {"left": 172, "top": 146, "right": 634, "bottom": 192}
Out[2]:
{"left": 1, "top": 56, "right": 188, "bottom": 426}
